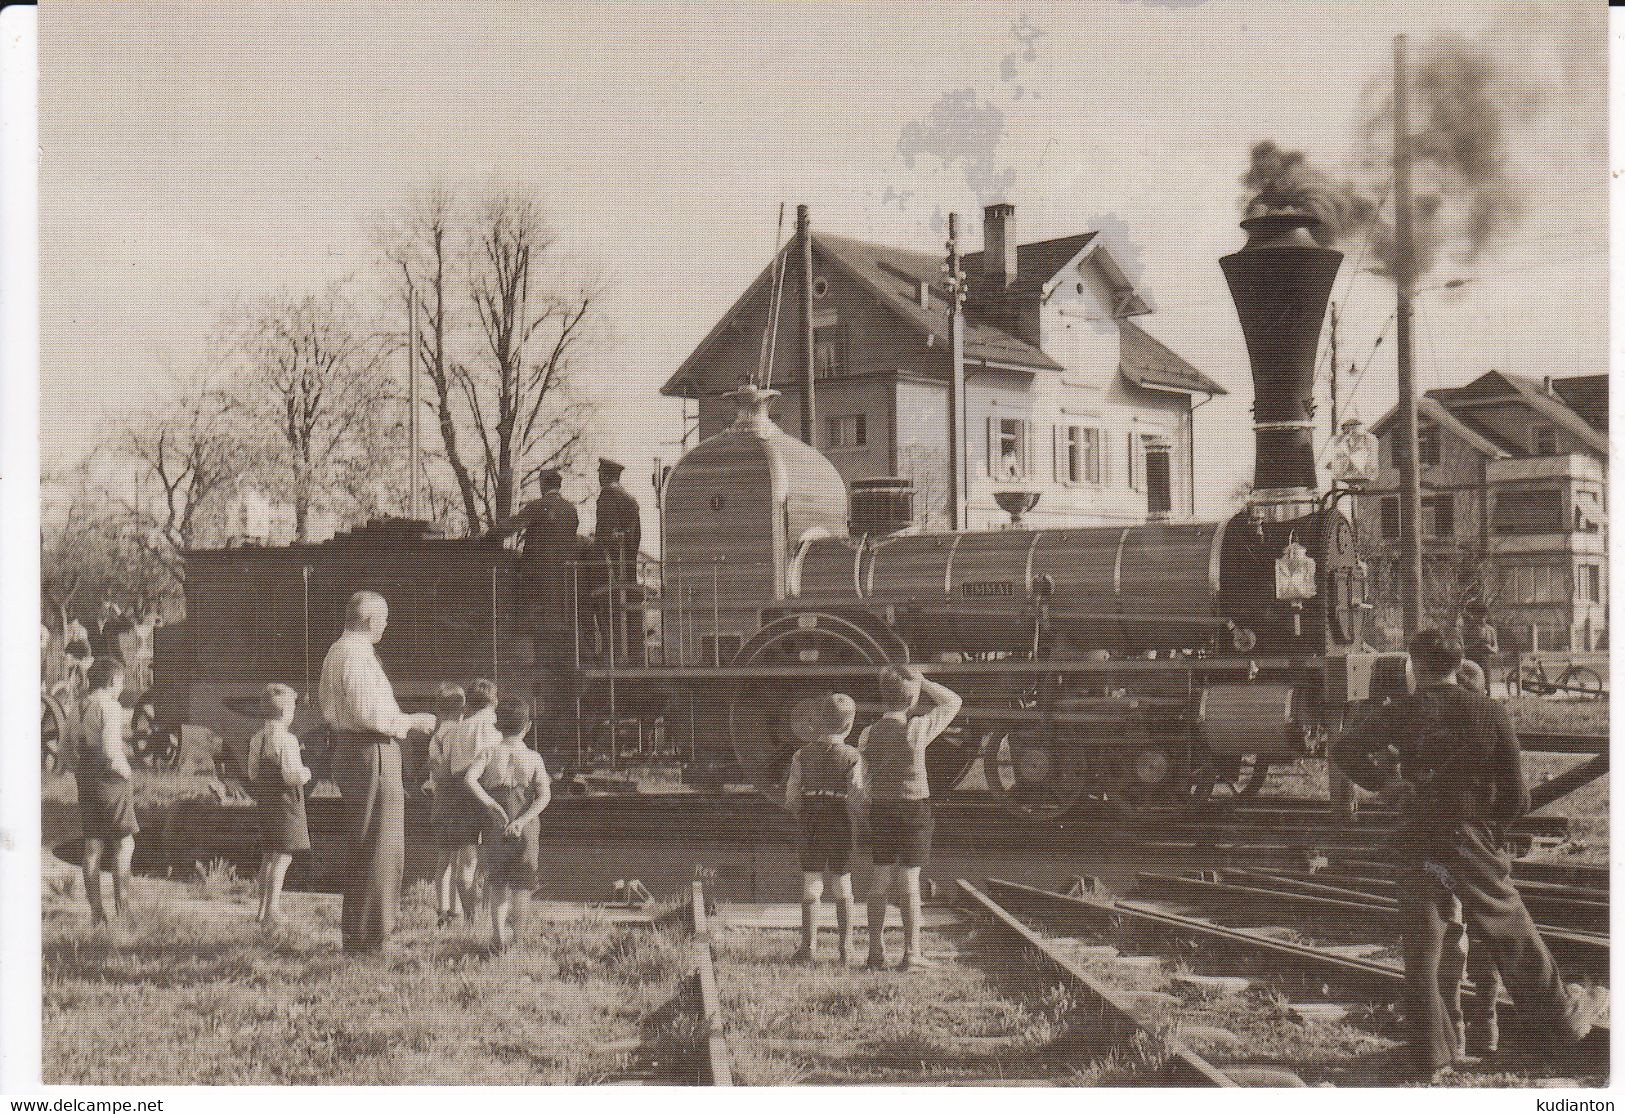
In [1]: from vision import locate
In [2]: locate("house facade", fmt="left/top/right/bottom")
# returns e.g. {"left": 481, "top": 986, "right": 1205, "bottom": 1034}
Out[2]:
{"left": 661, "top": 204, "right": 1222, "bottom": 533}
{"left": 1357, "top": 370, "right": 1608, "bottom": 651}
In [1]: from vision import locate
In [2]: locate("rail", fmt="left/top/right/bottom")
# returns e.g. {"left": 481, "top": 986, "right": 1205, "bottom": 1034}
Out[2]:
{"left": 954, "top": 879, "right": 1237, "bottom": 1087}
{"left": 686, "top": 880, "right": 733, "bottom": 1086}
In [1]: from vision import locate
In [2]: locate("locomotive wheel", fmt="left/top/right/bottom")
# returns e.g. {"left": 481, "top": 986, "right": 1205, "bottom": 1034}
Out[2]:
{"left": 41, "top": 693, "right": 68, "bottom": 773}
{"left": 980, "top": 729, "right": 1090, "bottom": 820}
{"left": 727, "top": 612, "right": 902, "bottom": 799}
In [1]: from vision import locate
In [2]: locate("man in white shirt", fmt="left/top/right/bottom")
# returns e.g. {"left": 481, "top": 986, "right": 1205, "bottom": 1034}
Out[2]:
{"left": 318, "top": 591, "right": 437, "bottom": 953}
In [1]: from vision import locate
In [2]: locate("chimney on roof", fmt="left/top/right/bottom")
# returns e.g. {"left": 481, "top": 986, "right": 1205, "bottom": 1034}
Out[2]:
{"left": 983, "top": 203, "right": 1017, "bottom": 289}
{"left": 1543, "top": 375, "right": 1555, "bottom": 395}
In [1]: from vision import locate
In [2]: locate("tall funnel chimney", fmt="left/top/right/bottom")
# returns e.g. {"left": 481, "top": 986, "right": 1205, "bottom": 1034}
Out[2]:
{"left": 1220, "top": 209, "right": 1343, "bottom": 505}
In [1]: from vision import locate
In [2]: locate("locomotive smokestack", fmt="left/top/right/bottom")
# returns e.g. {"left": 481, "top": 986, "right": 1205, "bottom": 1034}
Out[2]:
{"left": 1220, "top": 208, "right": 1343, "bottom": 504}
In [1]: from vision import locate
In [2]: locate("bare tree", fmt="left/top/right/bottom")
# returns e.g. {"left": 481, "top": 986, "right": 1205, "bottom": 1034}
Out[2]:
{"left": 377, "top": 188, "right": 599, "bottom": 534}
{"left": 115, "top": 375, "right": 250, "bottom": 584}
{"left": 379, "top": 187, "right": 483, "bottom": 531}
{"left": 461, "top": 192, "right": 595, "bottom": 527}
{"left": 228, "top": 285, "right": 399, "bottom": 540}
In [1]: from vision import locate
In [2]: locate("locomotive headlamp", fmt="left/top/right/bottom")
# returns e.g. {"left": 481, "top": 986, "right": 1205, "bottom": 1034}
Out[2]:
{"left": 1276, "top": 535, "right": 1318, "bottom": 638}
{"left": 1327, "top": 419, "right": 1379, "bottom": 486}
{"left": 1274, "top": 537, "right": 1317, "bottom": 602}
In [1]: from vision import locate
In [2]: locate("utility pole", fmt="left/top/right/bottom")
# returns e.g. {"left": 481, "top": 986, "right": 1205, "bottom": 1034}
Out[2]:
{"left": 1394, "top": 34, "right": 1424, "bottom": 636}
{"left": 944, "top": 213, "right": 968, "bottom": 531}
{"left": 797, "top": 204, "right": 816, "bottom": 446}
{"left": 1328, "top": 302, "right": 1339, "bottom": 434}
{"left": 407, "top": 281, "right": 421, "bottom": 519}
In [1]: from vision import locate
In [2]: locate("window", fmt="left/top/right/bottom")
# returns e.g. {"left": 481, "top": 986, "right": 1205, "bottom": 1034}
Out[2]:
{"left": 1144, "top": 442, "right": 1172, "bottom": 518}
{"left": 1418, "top": 424, "right": 1441, "bottom": 466}
{"left": 1422, "top": 493, "right": 1455, "bottom": 538}
{"left": 1380, "top": 496, "right": 1400, "bottom": 540}
{"left": 1583, "top": 564, "right": 1602, "bottom": 604}
{"left": 813, "top": 320, "right": 844, "bottom": 379}
{"left": 825, "top": 413, "right": 866, "bottom": 450}
{"left": 1056, "top": 425, "right": 1102, "bottom": 485}
{"left": 1532, "top": 424, "right": 1558, "bottom": 456}
{"left": 1501, "top": 565, "right": 1568, "bottom": 605}
{"left": 988, "top": 417, "right": 1029, "bottom": 480}
{"left": 1493, "top": 488, "right": 1564, "bottom": 534}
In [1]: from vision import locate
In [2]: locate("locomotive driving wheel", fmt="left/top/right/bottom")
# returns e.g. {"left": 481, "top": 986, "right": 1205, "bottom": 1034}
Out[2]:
{"left": 980, "top": 728, "right": 1092, "bottom": 820}
{"left": 727, "top": 611, "right": 905, "bottom": 800}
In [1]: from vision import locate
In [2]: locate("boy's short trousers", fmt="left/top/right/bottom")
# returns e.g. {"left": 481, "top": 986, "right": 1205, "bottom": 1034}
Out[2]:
{"left": 798, "top": 797, "right": 854, "bottom": 873}
{"left": 868, "top": 798, "right": 933, "bottom": 867}
{"left": 78, "top": 773, "right": 140, "bottom": 842}
{"left": 431, "top": 775, "right": 485, "bottom": 847}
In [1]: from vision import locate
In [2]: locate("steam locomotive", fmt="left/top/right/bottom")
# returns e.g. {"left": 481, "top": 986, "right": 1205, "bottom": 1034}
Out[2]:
{"left": 152, "top": 208, "right": 1383, "bottom": 817}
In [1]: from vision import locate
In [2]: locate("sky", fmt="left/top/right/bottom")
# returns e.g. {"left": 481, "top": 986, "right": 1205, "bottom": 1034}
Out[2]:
{"left": 40, "top": 0, "right": 1608, "bottom": 526}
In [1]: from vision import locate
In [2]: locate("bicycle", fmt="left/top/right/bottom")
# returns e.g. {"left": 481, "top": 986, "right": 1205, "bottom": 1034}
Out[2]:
{"left": 1517, "top": 655, "right": 1606, "bottom": 700}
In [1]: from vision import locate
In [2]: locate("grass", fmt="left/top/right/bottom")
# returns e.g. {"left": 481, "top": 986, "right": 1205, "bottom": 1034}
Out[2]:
{"left": 42, "top": 768, "right": 224, "bottom": 811}
{"left": 42, "top": 866, "right": 692, "bottom": 1085}
{"left": 711, "top": 923, "right": 1139, "bottom": 1084}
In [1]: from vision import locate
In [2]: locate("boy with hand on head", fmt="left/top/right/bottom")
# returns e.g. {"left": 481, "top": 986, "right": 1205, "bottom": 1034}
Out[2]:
{"left": 858, "top": 666, "right": 962, "bottom": 971}
{"left": 247, "top": 683, "right": 312, "bottom": 925}
{"left": 784, "top": 693, "right": 865, "bottom": 964}
{"left": 464, "top": 699, "right": 551, "bottom": 951}
{"left": 76, "top": 658, "right": 139, "bottom": 926}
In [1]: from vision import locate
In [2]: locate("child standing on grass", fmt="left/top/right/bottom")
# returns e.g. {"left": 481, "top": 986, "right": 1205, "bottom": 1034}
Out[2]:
{"left": 76, "top": 658, "right": 138, "bottom": 926}
{"left": 464, "top": 699, "right": 551, "bottom": 952}
{"left": 858, "top": 666, "right": 962, "bottom": 971}
{"left": 246, "top": 683, "right": 312, "bottom": 924}
{"left": 784, "top": 693, "right": 865, "bottom": 964}
{"left": 422, "top": 679, "right": 501, "bottom": 927}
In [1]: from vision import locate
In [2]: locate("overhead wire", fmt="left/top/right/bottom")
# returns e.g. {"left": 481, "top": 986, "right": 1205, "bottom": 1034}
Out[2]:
{"left": 756, "top": 203, "right": 790, "bottom": 389}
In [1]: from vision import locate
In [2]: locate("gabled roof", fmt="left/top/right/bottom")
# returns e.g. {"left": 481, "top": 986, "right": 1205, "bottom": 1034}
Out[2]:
{"left": 962, "top": 232, "right": 1153, "bottom": 316}
{"left": 811, "top": 233, "right": 1063, "bottom": 372}
{"left": 1495, "top": 373, "right": 1609, "bottom": 456}
{"left": 661, "top": 227, "right": 1190, "bottom": 399}
{"left": 1549, "top": 374, "right": 1607, "bottom": 434}
{"left": 1369, "top": 396, "right": 1510, "bottom": 459}
{"left": 1118, "top": 319, "right": 1226, "bottom": 396}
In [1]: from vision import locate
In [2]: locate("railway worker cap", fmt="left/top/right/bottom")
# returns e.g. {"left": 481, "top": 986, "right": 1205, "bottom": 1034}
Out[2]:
{"left": 598, "top": 457, "right": 625, "bottom": 480}
{"left": 258, "top": 682, "right": 298, "bottom": 719}
{"left": 536, "top": 468, "right": 564, "bottom": 491}
{"left": 790, "top": 693, "right": 857, "bottom": 744}
{"left": 1408, "top": 627, "right": 1464, "bottom": 679}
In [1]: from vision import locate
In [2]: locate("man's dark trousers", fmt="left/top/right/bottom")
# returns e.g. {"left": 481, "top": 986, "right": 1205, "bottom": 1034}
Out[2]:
{"left": 1398, "top": 820, "right": 1578, "bottom": 1071}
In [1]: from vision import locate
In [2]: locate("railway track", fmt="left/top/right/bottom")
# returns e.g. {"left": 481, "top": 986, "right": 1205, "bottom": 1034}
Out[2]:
{"left": 977, "top": 875, "right": 1609, "bottom": 1085}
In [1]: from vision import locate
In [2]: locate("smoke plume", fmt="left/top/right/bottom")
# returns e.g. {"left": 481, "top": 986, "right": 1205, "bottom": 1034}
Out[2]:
{"left": 1243, "top": 28, "right": 1569, "bottom": 278}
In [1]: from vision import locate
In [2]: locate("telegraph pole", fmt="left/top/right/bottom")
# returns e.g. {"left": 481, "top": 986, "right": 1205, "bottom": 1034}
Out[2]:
{"left": 797, "top": 204, "right": 817, "bottom": 445}
{"left": 944, "top": 213, "right": 968, "bottom": 531}
{"left": 1394, "top": 34, "right": 1424, "bottom": 636}
{"left": 1328, "top": 303, "right": 1339, "bottom": 434}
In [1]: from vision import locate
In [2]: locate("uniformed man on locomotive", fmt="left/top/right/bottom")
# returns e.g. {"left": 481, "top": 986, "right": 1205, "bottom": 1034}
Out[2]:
{"left": 1331, "top": 628, "right": 1606, "bottom": 1080}
{"left": 491, "top": 467, "right": 582, "bottom": 752}
{"left": 592, "top": 456, "right": 643, "bottom": 665}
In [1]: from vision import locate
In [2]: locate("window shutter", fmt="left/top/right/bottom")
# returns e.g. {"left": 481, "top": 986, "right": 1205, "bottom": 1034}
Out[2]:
{"left": 985, "top": 416, "right": 995, "bottom": 478}
{"left": 1127, "top": 432, "right": 1139, "bottom": 490}
{"left": 1051, "top": 425, "right": 1060, "bottom": 482}
{"left": 1023, "top": 419, "right": 1034, "bottom": 478}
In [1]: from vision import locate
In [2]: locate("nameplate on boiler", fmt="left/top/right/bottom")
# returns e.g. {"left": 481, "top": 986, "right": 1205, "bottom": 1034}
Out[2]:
{"left": 959, "top": 580, "right": 1016, "bottom": 598}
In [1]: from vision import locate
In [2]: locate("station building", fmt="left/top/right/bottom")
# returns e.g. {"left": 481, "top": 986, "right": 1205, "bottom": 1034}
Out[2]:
{"left": 660, "top": 204, "right": 1223, "bottom": 532}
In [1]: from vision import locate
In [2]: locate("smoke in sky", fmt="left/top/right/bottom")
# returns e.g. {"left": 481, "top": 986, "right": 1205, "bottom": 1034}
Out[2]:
{"left": 1242, "top": 17, "right": 1593, "bottom": 279}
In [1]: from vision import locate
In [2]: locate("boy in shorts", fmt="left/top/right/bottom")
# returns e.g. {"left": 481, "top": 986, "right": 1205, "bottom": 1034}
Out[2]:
{"left": 858, "top": 666, "right": 962, "bottom": 970}
{"left": 783, "top": 693, "right": 864, "bottom": 964}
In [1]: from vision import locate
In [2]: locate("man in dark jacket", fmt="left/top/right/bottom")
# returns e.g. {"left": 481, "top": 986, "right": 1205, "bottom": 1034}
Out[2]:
{"left": 592, "top": 457, "right": 643, "bottom": 663}
{"left": 1331, "top": 628, "right": 1605, "bottom": 1079}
